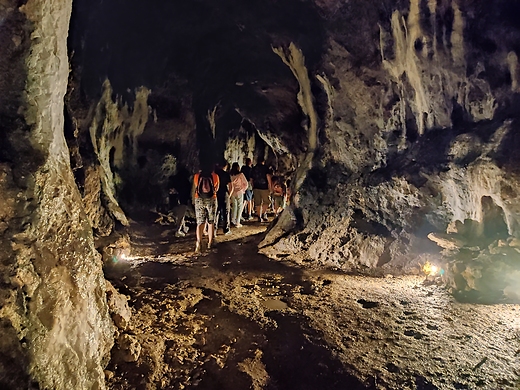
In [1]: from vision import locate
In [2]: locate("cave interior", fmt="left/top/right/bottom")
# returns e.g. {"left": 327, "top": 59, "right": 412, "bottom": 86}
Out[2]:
{"left": 1, "top": 0, "right": 520, "bottom": 388}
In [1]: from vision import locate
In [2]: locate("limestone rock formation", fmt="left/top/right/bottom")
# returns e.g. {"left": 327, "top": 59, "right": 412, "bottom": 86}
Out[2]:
{"left": 3, "top": 0, "right": 520, "bottom": 385}
{"left": 106, "top": 281, "right": 132, "bottom": 331}
{"left": 259, "top": 0, "right": 520, "bottom": 296}
{"left": 64, "top": 0, "right": 520, "bottom": 301}
{"left": 0, "top": 0, "right": 114, "bottom": 388}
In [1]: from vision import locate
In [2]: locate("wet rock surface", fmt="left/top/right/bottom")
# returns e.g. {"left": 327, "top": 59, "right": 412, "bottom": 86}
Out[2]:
{"left": 106, "top": 217, "right": 520, "bottom": 389}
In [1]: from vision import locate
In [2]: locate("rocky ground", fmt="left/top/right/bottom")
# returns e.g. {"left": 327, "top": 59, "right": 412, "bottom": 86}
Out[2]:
{"left": 104, "top": 213, "right": 520, "bottom": 390}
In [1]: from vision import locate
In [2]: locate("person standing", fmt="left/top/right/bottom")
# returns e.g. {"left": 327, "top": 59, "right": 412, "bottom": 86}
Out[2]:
{"left": 192, "top": 163, "right": 219, "bottom": 252}
{"left": 229, "top": 162, "right": 248, "bottom": 228}
{"left": 241, "top": 158, "right": 254, "bottom": 220}
{"left": 251, "top": 156, "right": 272, "bottom": 223}
{"left": 271, "top": 176, "right": 286, "bottom": 216}
{"left": 215, "top": 160, "right": 232, "bottom": 235}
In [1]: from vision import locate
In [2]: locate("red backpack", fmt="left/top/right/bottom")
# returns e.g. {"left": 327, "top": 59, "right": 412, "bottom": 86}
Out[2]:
{"left": 197, "top": 174, "right": 214, "bottom": 199}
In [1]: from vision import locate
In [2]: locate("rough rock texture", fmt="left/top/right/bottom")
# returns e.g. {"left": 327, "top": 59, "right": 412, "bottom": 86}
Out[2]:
{"left": 0, "top": 0, "right": 114, "bottom": 388}
{"left": 259, "top": 0, "right": 520, "bottom": 302}
{"left": 104, "top": 221, "right": 520, "bottom": 389}
{"left": 66, "top": 0, "right": 520, "bottom": 302}
{"left": 106, "top": 280, "right": 132, "bottom": 331}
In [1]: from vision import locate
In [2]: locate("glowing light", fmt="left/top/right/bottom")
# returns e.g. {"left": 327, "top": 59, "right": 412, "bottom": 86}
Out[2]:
{"left": 423, "top": 262, "right": 443, "bottom": 276}
{"left": 120, "top": 253, "right": 127, "bottom": 260}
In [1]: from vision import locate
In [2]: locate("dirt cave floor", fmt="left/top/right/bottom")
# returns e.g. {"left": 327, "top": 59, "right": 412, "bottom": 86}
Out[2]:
{"left": 104, "top": 213, "right": 520, "bottom": 390}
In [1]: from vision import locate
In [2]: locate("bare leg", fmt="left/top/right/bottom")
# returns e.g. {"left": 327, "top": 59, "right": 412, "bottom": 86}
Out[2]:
{"left": 196, "top": 223, "right": 204, "bottom": 251}
{"left": 255, "top": 205, "right": 262, "bottom": 220}
{"left": 208, "top": 223, "right": 215, "bottom": 247}
{"left": 261, "top": 204, "right": 268, "bottom": 218}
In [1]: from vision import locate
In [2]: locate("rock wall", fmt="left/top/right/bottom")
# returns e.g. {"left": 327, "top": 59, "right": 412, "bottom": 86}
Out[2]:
{"left": 261, "top": 0, "right": 520, "bottom": 300}
{"left": 0, "top": 0, "right": 114, "bottom": 388}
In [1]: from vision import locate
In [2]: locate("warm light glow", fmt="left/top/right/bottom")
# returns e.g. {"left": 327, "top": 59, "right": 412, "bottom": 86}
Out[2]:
{"left": 120, "top": 253, "right": 127, "bottom": 260}
{"left": 423, "top": 261, "right": 442, "bottom": 276}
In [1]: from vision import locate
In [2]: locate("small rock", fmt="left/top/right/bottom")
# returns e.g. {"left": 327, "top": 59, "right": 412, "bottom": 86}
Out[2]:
{"left": 357, "top": 299, "right": 379, "bottom": 309}
{"left": 118, "top": 333, "right": 141, "bottom": 362}
{"left": 386, "top": 362, "right": 400, "bottom": 373}
{"left": 104, "top": 370, "right": 114, "bottom": 380}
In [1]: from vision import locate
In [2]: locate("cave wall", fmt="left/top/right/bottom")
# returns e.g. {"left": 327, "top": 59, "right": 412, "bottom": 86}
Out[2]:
{"left": 0, "top": 0, "right": 114, "bottom": 388}
{"left": 63, "top": 0, "right": 520, "bottom": 301}
{"left": 260, "top": 0, "right": 520, "bottom": 300}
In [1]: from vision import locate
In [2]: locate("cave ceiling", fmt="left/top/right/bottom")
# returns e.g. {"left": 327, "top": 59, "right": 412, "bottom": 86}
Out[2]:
{"left": 68, "top": 0, "right": 330, "bottom": 134}
{"left": 69, "top": 0, "right": 520, "bottom": 139}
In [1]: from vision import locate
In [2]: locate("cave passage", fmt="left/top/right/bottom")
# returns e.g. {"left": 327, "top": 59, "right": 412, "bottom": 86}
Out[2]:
{"left": 101, "top": 211, "right": 520, "bottom": 389}
{"left": 3, "top": 0, "right": 520, "bottom": 389}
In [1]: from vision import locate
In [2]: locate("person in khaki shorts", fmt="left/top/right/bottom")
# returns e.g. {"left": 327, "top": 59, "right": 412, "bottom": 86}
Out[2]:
{"left": 192, "top": 163, "right": 220, "bottom": 252}
{"left": 251, "top": 156, "right": 272, "bottom": 222}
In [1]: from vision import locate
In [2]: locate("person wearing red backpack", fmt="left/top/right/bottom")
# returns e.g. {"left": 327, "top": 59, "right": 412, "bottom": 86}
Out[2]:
{"left": 192, "top": 162, "right": 220, "bottom": 252}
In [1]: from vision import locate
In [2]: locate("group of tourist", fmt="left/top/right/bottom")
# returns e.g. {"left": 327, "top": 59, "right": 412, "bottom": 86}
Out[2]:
{"left": 192, "top": 156, "right": 290, "bottom": 252}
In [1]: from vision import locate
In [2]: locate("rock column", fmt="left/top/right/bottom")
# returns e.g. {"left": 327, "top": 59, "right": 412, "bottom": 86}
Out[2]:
{"left": 0, "top": 0, "right": 114, "bottom": 389}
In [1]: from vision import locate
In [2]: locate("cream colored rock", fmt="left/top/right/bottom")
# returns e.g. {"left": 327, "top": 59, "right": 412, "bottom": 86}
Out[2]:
{"left": 106, "top": 281, "right": 132, "bottom": 331}
{"left": 427, "top": 232, "right": 465, "bottom": 250}
{"left": 0, "top": 0, "right": 114, "bottom": 388}
{"left": 117, "top": 334, "right": 142, "bottom": 363}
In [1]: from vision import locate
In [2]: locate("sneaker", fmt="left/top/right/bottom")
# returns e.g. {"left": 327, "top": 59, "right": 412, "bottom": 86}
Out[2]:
{"left": 236, "top": 223, "right": 243, "bottom": 228}
{"left": 175, "top": 231, "right": 185, "bottom": 238}
{"left": 224, "top": 229, "right": 232, "bottom": 235}
{"left": 195, "top": 241, "right": 201, "bottom": 253}
{"left": 207, "top": 242, "right": 212, "bottom": 250}
{"left": 247, "top": 215, "right": 254, "bottom": 221}
{"left": 261, "top": 216, "right": 269, "bottom": 223}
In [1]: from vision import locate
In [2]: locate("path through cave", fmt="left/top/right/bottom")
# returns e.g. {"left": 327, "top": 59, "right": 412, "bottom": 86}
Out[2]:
{"left": 3, "top": 0, "right": 520, "bottom": 388}
{"left": 102, "top": 213, "right": 520, "bottom": 389}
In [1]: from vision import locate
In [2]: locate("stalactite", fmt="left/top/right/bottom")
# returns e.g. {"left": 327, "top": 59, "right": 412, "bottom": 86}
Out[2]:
{"left": 507, "top": 51, "right": 519, "bottom": 92}
{"left": 261, "top": 44, "right": 324, "bottom": 250}
{"left": 383, "top": 10, "right": 429, "bottom": 136}
{"left": 451, "top": 1, "right": 465, "bottom": 69}
{"left": 272, "top": 42, "right": 318, "bottom": 191}
{"left": 379, "top": 0, "right": 498, "bottom": 137}
{"left": 224, "top": 124, "right": 256, "bottom": 167}
{"left": 207, "top": 104, "right": 219, "bottom": 139}
{"left": 316, "top": 74, "right": 334, "bottom": 135}
{"left": 122, "top": 86, "right": 152, "bottom": 167}
{"left": 89, "top": 80, "right": 152, "bottom": 227}
{"left": 408, "top": 0, "right": 422, "bottom": 54}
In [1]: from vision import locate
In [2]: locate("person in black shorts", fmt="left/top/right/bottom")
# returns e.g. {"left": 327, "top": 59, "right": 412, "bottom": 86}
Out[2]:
{"left": 241, "top": 158, "right": 254, "bottom": 220}
{"left": 215, "top": 161, "right": 232, "bottom": 235}
{"left": 250, "top": 156, "right": 272, "bottom": 223}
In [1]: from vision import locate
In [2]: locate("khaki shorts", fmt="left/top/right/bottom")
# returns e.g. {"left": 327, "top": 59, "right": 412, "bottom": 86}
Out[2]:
{"left": 253, "top": 189, "right": 270, "bottom": 207}
{"left": 273, "top": 195, "right": 285, "bottom": 210}
{"left": 195, "top": 197, "right": 217, "bottom": 225}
